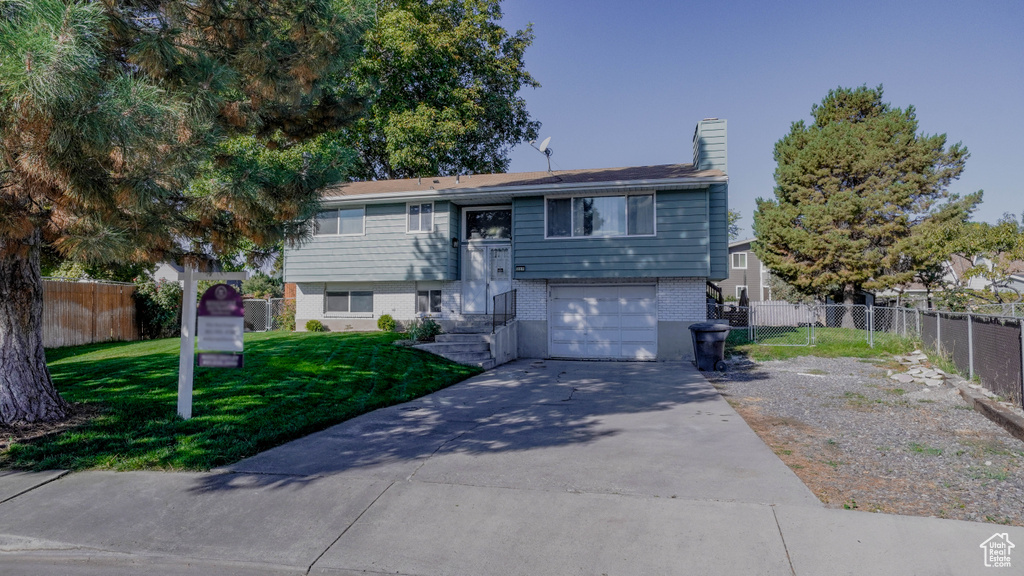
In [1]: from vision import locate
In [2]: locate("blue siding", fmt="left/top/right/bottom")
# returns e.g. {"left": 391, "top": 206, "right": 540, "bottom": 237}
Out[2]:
{"left": 512, "top": 190, "right": 713, "bottom": 279}
{"left": 708, "top": 183, "right": 729, "bottom": 281}
{"left": 285, "top": 201, "right": 454, "bottom": 282}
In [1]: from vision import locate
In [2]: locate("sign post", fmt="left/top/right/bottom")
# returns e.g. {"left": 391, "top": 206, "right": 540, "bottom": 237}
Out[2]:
{"left": 176, "top": 267, "right": 248, "bottom": 419}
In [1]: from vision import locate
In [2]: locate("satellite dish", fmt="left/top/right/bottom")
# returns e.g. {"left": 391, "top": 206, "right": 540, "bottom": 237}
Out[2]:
{"left": 529, "top": 137, "right": 554, "bottom": 173}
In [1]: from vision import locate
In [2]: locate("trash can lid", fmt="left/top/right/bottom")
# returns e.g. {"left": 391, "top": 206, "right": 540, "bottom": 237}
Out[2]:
{"left": 689, "top": 322, "right": 732, "bottom": 332}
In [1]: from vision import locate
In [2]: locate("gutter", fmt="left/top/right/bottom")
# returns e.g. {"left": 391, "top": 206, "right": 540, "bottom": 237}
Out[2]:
{"left": 321, "top": 175, "right": 729, "bottom": 205}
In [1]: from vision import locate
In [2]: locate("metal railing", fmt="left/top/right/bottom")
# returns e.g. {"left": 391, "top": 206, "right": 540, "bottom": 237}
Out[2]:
{"left": 492, "top": 289, "right": 517, "bottom": 333}
{"left": 706, "top": 281, "right": 723, "bottom": 304}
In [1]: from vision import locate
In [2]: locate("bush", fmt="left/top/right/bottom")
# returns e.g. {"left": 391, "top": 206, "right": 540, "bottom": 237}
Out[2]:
{"left": 134, "top": 280, "right": 183, "bottom": 339}
{"left": 274, "top": 300, "right": 296, "bottom": 331}
{"left": 305, "top": 319, "right": 325, "bottom": 332}
{"left": 242, "top": 273, "right": 284, "bottom": 299}
{"left": 377, "top": 314, "right": 396, "bottom": 332}
{"left": 407, "top": 317, "right": 441, "bottom": 342}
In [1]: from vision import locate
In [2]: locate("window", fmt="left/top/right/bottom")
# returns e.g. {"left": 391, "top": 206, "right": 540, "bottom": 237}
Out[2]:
{"left": 324, "top": 291, "right": 373, "bottom": 314}
{"left": 408, "top": 203, "right": 433, "bottom": 232}
{"left": 465, "top": 209, "right": 511, "bottom": 240}
{"left": 546, "top": 194, "right": 654, "bottom": 238}
{"left": 732, "top": 252, "right": 748, "bottom": 269}
{"left": 736, "top": 285, "right": 748, "bottom": 299}
{"left": 417, "top": 290, "right": 442, "bottom": 314}
{"left": 315, "top": 207, "right": 364, "bottom": 236}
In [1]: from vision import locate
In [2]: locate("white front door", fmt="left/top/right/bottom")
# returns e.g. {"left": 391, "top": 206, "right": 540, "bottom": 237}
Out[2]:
{"left": 462, "top": 244, "right": 511, "bottom": 314}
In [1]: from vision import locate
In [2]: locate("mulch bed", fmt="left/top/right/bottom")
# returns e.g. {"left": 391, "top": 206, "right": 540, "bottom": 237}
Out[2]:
{"left": 706, "top": 356, "right": 1024, "bottom": 526}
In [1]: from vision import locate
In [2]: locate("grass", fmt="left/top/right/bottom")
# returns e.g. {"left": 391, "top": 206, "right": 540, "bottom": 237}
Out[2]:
{"left": 1, "top": 332, "right": 481, "bottom": 471}
{"left": 725, "top": 328, "right": 915, "bottom": 362}
{"left": 908, "top": 443, "right": 943, "bottom": 456}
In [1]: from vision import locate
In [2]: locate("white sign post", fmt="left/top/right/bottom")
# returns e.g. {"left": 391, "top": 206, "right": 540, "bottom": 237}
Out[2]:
{"left": 177, "top": 266, "right": 248, "bottom": 419}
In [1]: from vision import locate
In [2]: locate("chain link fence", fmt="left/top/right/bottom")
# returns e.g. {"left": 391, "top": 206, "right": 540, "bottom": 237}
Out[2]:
{"left": 241, "top": 298, "right": 295, "bottom": 331}
{"left": 712, "top": 302, "right": 1023, "bottom": 406}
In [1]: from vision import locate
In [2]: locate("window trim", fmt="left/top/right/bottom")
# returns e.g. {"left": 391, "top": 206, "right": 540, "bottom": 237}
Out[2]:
{"left": 314, "top": 206, "right": 365, "bottom": 237}
{"left": 461, "top": 205, "right": 513, "bottom": 242}
{"left": 732, "top": 252, "right": 748, "bottom": 270}
{"left": 323, "top": 289, "right": 374, "bottom": 318}
{"left": 407, "top": 202, "right": 435, "bottom": 234}
{"left": 543, "top": 192, "right": 657, "bottom": 240}
{"left": 416, "top": 289, "right": 443, "bottom": 315}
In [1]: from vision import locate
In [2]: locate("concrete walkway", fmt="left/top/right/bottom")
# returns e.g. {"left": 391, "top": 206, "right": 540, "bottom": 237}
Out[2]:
{"left": 0, "top": 360, "right": 1021, "bottom": 575}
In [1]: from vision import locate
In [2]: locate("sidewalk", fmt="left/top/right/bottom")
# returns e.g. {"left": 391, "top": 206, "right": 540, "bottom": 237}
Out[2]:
{"left": 0, "top": 360, "right": 1020, "bottom": 575}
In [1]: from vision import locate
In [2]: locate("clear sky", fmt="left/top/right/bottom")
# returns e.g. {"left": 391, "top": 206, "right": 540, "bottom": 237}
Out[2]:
{"left": 499, "top": 0, "right": 1023, "bottom": 238}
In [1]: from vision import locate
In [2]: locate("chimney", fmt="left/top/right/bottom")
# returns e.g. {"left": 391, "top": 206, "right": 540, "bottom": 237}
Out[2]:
{"left": 692, "top": 118, "right": 727, "bottom": 173}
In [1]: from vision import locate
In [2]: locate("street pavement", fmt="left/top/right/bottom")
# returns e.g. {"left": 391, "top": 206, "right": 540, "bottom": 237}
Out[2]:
{"left": 0, "top": 359, "right": 1020, "bottom": 575}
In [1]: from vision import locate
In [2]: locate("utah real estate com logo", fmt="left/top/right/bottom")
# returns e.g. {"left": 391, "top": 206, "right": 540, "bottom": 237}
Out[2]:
{"left": 980, "top": 533, "right": 1014, "bottom": 568}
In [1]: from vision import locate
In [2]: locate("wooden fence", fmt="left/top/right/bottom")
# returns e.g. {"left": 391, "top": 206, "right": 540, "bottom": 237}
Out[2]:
{"left": 43, "top": 279, "right": 139, "bottom": 348}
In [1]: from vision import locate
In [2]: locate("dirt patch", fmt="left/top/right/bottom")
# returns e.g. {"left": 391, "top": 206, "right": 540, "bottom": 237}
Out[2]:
{"left": 0, "top": 403, "right": 103, "bottom": 452}
{"left": 710, "top": 356, "right": 1024, "bottom": 526}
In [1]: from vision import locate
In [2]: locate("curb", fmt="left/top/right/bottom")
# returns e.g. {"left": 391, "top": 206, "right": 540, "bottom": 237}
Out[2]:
{"left": 955, "top": 383, "right": 1024, "bottom": 444}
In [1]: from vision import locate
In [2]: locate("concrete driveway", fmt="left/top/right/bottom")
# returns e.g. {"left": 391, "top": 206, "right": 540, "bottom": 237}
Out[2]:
{"left": 0, "top": 359, "right": 1020, "bottom": 575}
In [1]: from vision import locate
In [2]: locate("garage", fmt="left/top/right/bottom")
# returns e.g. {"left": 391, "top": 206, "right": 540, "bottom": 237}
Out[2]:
{"left": 548, "top": 284, "right": 658, "bottom": 360}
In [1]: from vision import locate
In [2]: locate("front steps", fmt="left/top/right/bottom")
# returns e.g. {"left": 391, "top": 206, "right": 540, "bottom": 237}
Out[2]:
{"left": 415, "top": 331, "right": 496, "bottom": 370}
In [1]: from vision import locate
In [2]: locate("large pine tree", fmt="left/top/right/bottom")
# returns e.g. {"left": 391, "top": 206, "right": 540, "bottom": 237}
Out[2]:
{"left": 753, "top": 85, "right": 972, "bottom": 310}
{"left": 0, "top": 0, "right": 370, "bottom": 423}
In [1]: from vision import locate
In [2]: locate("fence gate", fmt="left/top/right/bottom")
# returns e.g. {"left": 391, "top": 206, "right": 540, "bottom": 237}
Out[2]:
{"left": 750, "top": 303, "right": 813, "bottom": 346}
{"left": 243, "top": 299, "right": 271, "bottom": 332}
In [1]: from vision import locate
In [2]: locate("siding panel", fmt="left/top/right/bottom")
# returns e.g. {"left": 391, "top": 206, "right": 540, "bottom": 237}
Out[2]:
{"left": 513, "top": 190, "right": 713, "bottom": 279}
{"left": 286, "top": 201, "right": 453, "bottom": 282}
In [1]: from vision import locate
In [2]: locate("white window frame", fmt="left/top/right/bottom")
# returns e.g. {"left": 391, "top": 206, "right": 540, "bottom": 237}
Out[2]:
{"left": 314, "top": 207, "right": 365, "bottom": 237}
{"left": 407, "top": 202, "right": 435, "bottom": 233}
{"left": 543, "top": 192, "right": 657, "bottom": 240}
{"left": 461, "top": 205, "right": 513, "bottom": 242}
{"left": 323, "top": 286, "right": 374, "bottom": 318}
{"left": 732, "top": 252, "right": 748, "bottom": 270}
{"left": 735, "top": 285, "right": 748, "bottom": 299}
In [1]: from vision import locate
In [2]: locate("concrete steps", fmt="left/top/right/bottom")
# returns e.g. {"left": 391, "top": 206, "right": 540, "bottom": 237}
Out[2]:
{"left": 415, "top": 330, "right": 496, "bottom": 370}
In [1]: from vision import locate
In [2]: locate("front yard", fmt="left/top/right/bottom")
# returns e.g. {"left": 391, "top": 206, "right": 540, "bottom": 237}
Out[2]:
{"left": 0, "top": 332, "right": 480, "bottom": 472}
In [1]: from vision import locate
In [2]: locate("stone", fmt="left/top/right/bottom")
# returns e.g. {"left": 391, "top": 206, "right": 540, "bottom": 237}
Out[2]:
{"left": 891, "top": 374, "right": 915, "bottom": 384}
{"left": 924, "top": 378, "right": 943, "bottom": 387}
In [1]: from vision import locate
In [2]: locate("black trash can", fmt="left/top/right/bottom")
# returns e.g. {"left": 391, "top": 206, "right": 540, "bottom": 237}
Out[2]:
{"left": 689, "top": 322, "right": 731, "bottom": 371}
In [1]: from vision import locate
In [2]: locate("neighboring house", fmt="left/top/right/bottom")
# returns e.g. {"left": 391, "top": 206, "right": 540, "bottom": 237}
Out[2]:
{"left": 284, "top": 118, "right": 730, "bottom": 361}
{"left": 152, "top": 262, "right": 184, "bottom": 284}
{"left": 882, "top": 253, "right": 1024, "bottom": 305}
{"left": 719, "top": 238, "right": 771, "bottom": 302}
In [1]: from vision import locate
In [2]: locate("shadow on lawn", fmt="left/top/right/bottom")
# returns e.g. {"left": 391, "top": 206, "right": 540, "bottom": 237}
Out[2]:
{"left": 188, "top": 359, "right": 724, "bottom": 493}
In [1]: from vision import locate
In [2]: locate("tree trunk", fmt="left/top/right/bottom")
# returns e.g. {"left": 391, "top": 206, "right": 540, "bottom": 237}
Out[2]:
{"left": 0, "top": 232, "right": 70, "bottom": 424}
{"left": 841, "top": 284, "right": 857, "bottom": 329}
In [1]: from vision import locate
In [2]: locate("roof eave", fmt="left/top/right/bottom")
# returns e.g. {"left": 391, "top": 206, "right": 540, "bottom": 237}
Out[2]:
{"left": 321, "top": 175, "right": 729, "bottom": 204}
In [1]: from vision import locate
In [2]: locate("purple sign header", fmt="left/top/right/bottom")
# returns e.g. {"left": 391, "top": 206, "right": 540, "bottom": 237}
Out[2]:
{"left": 198, "top": 284, "right": 244, "bottom": 317}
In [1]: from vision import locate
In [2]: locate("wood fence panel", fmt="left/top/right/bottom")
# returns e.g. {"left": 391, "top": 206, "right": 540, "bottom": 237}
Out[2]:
{"left": 42, "top": 280, "right": 139, "bottom": 348}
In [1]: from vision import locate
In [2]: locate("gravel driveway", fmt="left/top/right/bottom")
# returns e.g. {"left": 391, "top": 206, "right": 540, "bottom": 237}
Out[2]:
{"left": 706, "top": 355, "right": 1024, "bottom": 526}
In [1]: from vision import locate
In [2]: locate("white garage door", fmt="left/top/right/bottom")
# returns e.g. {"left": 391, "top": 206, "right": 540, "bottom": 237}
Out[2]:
{"left": 549, "top": 285, "right": 657, "bottom": 360}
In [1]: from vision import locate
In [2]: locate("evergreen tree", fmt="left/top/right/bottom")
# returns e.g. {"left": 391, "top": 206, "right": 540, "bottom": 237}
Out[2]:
{"left": 753, "top": 85, "right": 972, "bottom": 319}
{"left": 0, "top": 0, "right": 370, "bottom": 423}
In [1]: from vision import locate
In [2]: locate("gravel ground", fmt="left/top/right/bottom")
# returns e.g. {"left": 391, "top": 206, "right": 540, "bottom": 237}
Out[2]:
{"left": 706, "top": 355, "right": 1024, "bottom": 526}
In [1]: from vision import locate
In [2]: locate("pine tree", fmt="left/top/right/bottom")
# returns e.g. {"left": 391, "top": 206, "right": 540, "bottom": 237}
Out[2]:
{"left": 753, "top": 85, "right": 972, "bottom": 319}
{"left": 0, "top": 0, "right": 370, "bottom": 423}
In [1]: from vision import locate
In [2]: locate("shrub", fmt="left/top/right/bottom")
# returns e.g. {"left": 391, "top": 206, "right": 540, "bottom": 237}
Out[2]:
{"left": 242, "top": 273, "right": 284, "bottom": 299}
{"left": 407, "top": 317, "right": 441, "bottom": 341}
{"left": 274, "top": 300, "right": 296, "bottom": 331}
{"left": 305, "top": 319, "right": 325, "bottom": 332}
{"left": 134, "top": 280, "right": 183, "bottom": 339}
{"left": 377, "top": 314, "right": 396, "bottom": 332}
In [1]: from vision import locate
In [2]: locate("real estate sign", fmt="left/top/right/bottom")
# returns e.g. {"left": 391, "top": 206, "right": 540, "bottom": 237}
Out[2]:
{"left": 197, "top": 284, "right": 244, "bottom": 368}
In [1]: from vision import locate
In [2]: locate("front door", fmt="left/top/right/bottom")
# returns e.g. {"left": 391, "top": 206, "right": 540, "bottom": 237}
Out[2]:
{"left": 461, "top": 207, "right": 512, "bottom": 315}
{"left": 462, "top": 244, "right": 511, "bottom": 314}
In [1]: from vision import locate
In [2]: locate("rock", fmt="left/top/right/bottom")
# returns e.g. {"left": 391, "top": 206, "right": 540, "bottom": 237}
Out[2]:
{"left": 891, "top": 374, "right": 915, "bottom": 383}
{"left": 924, "top": 378, "right": 943, "bottom": 387}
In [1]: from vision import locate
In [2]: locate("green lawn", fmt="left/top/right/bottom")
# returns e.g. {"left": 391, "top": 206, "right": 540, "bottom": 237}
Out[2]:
{"left": 2, "top": 332, "right": 481, "bottom": 472}
{"left": 725, "top": 327, "right": 916, "bottom": 361}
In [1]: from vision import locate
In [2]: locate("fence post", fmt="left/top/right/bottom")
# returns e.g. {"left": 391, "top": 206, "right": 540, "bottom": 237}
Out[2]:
{"left": 937, "top": 312, "right": 942, "bottom": 356}
{"left": 868, "top": 306, "right": 874, "bottom": 348}
{"left": 967, "top": 313, "right": 974, "bottom": 380}
{"left": 916, "top": 308, "right": 921, "bottom": 339}
{"left": 266, "top": 299, "right": 272, "bottom": 332}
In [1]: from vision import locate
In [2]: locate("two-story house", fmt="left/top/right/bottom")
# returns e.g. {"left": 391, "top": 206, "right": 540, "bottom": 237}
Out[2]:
{"left": 720, "top": 238, "right": 771, "bottom": 302}
{"left": 284, "top": 119, "right": 729, "bottom": 362}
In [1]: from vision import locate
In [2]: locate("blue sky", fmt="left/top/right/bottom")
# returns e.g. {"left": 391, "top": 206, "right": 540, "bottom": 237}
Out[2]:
{"left": 499, "top": 0, "right": 1024, "bottom": 238}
